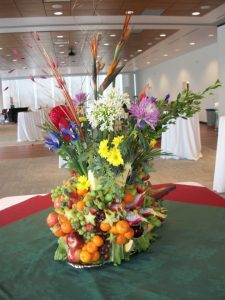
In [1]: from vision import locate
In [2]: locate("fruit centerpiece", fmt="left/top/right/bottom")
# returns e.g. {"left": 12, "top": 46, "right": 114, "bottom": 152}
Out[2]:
{"left": 40, "top": 15, "right": 220, "bottom": 267}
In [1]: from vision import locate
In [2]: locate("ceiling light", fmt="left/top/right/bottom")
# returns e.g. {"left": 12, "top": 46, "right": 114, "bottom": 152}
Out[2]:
{"left": 189, "top": 42, "right": 196, "bottom": 46}
{"left": 147, "top": 61, "right": 151, "bottom": 64}
{"left": 23, "top": 66, "right": 28, "bottom": 69}
{"left": 175, "top": 48, "right": 180, "bottom": 52}
{"left": 74, "top": 41, "right": 78, "bottom": 44}
{"left": 130, "top": 54, "right": 134, "bottom": 57}
{"left": 61, "top": 61, "right": 65, "bottom": 64}
{"left": 59, "top": 51, "right": 65, "bottom": 54}
{"left": 200, "top": 5, "right": 211, "bottom": 10}
{"left": 57, "top": 35, "right": 63, "bottom": 38}
{"left": 147, "top": 42, "right": 152, "bottom": 46}
{"left": 208, "top": 34, "right": 214, "bottom": 37}
{"left": 160, "top": 34, "right": 166, "bottom": 37}
{"left": 124, "top": 59, "right": 128, "bottom": 62}
{"left": 126, "top": 10, "right": 134, "bottom": 15}
{"left": 52, "top": 4, "right": 63, "bottom": 9}
{"left": 6, "top": 54, "right": 11, "bottom": 56}
{"left": 58, "top": 44, "right": 64, "bottom": 47}
{"left": 54, "top": 11, "right": 63, "bottom": 15}
{"left": 104, "top": 43, "right": 109, "bottom": 46}
{"left": 137, "top": 49, "right": 143, "bottom": 52}
{"left": 109, "top": 34, "right": 117, "bottom": 37}
{"left": 12, "top": 59, "right": 17, "bottom": 62}
{"left": 192, "top": 12, "right": 200, "bottom": 16}
{"left": 0, "top": 48, "right": 3, "bottom": 50}
{"left": 163, "top": 54, "right": 168, "bottom": 57}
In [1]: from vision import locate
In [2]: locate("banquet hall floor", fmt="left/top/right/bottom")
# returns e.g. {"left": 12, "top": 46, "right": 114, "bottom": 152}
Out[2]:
{"left": 0, "top": 122, "right": 223, "bottom": 198}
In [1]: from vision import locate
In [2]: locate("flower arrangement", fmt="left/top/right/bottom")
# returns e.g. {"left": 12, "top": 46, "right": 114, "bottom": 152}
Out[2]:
{"left": 41, "top": 16, "right": 220, "bottom": 267}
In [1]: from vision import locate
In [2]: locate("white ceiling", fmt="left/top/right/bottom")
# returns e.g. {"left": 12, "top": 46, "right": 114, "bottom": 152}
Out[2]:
{"left": 0, "top": 2, "right": 225, "bottom": 79}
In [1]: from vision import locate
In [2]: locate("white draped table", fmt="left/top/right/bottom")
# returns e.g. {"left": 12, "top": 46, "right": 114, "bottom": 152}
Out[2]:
{"left": 161, "top": 113, "right": 202, "bottom": 160}
{"left": 17, "top": 109, "right": 50, "bottom": 142}
{"left": 213, "top": 116, "right": 225, "bottom": 193}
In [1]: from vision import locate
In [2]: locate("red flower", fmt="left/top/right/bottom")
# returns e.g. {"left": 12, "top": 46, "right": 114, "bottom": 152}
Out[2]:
{"left": 49, "top": 105, "right": 70, "bottom": 130}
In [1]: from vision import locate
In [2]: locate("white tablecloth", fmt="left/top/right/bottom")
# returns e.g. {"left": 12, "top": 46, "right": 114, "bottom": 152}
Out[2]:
{"left": 213, "top": 116, "right": 225, "bottom": 193}
{"left": 161, "top": 113, "right": 202, "bottom": 160}
{"left": 17, "top": 109, "right": 50, "bottom": 142}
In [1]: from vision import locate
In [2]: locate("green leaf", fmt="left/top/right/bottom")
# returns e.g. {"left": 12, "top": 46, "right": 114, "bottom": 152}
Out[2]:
{"left": 54, "top": 238, "right": 68, "bottom": 261}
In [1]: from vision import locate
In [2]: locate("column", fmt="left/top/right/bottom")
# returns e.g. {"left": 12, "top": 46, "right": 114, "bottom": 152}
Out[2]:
{"left": 217, "top": 24, "right": 225, "bottom": 116}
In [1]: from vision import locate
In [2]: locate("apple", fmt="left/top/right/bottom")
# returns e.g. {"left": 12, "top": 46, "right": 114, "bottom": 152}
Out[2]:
{"left": 67, "top": 248, "right": 81, "bottom": 263}
{"left": 46, "top": 212, "right": 58, "bottom": 227}
{"left": 86, "top": 223, "right": 94, "bottom": 232}
{"left": 67, "top": 232, "right": 84, "bottom": 250}
{"left": 54, "top": 197, "right": 62, "bottom": 209}
{"left": 136, "top": 185, "right": 145, "bottom": 194}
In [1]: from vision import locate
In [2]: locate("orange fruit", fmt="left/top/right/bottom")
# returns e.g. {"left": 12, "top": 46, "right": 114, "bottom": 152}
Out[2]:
{"left": 100, "top": 222, "right": 111, "bottom": 232}
{"left": 86, "top": 241, "right": 98, "bottom": 254}
{"left": 116, "top": 220, "right": 130, "bottom": 234}
{"left": 82, "top": 244, "right": 87, "bottom": 251}
{"left": 77, "top": 189, "right": 88, "bottom": 196}
{"left": 61, "top": 222, "right": 73, "bottom": 234}
{"left": 80, "top": 250, "right": 92, "bottom": 263}
{"left": 92, "top": 251, "right": 100, "bottom": 262}
{"left": 110, "top": 224, "right": 118, "bottom": 235}
{"left": 123, "top": 193, "right": 135, "bottom": 203}
{"left": 124, "top": 228, "right": 134, "bottom": 239}
{"left": 58, "top": 215, "right": 69, "bottom": 224}
{"left": 76, "top": 200, "right": 85, "bottom": 210}
{"left": 92, "top": 235, "right": 104, "bottom": 247}
{"left": 116, "top": 234, "right": 127, "bottom": 245}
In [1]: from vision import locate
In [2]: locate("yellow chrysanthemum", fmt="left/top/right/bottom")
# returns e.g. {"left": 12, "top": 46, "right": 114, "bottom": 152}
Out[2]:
{"left": 76, "top": 175, "right": 90, "bottom": 191}
{"left": 107, "top": 147, "right": 124, "bottom": 167}
{"left": 112, "top": 135, "right": 124, "bottom": 147}
{"left": 98, "top": 140, "right": 109, "bottom": 159}
{"left": 79, "top": 116, "right": 87, "bottom": 122}
{"left": 149, "top": 139, "right": 157, "bottom": 148}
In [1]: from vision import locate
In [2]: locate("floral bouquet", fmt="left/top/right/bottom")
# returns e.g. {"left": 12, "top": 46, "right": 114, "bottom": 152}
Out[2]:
{"left": 41, "top": 16, "right": 220, "bottom": 267}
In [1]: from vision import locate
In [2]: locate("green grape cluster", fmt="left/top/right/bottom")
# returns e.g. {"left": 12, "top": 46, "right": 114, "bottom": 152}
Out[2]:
{"left": 71, "top": 211, "right": 95, "bottom": 243}
{"left": 84, "top": 185, "right": 116, "bottom": 210}
{"left": 51, "top": 186, "right": 64, "bottom": 201}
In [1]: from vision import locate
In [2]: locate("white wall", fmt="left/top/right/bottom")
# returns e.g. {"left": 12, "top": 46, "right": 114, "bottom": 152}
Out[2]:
{"left": 136, "top": 43, "right": 219, "bottom": 122}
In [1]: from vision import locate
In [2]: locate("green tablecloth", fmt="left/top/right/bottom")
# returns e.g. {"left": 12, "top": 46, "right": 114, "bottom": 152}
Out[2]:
{"left": 1, "top": 201, "right": 225, "bottom": 300}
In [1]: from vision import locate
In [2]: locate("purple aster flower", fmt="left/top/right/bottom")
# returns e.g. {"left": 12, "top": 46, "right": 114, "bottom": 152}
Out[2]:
{"left": 72, "top": 92, "right": 87, "bottom": 105}
{"left": 164, "top": 94, "right": 170, "bottom": 102}
{"left": 45, "top": 132, "right": 61, "bottom": 152}
{"left": 129, "top": 97, "right": 160, "bottom": 129}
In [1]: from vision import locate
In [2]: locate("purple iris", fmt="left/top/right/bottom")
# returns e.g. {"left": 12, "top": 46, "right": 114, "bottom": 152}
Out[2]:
{"left": 60, "top": 121, "right": 80, "bottom": 141}
{"left": 72, "top": 92, "right": 87, "bottom": 105}
{"left": 45, "top": 132, "right": 61, "bottom": 152}
{"left": 129, "top": 96, "right": 160, "bottom": 129}
{"left": 164, "top": 94, "right": 170, "bottom": 102}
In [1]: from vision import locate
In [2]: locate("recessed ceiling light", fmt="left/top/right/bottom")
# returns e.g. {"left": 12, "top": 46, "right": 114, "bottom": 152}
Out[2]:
{"left": 0, "top": 48, "right": 3, "bottom": 50}
{"left": 192, "top": 11, "right": 200, "bottom": 16}
{"left": 124, "top": 59, "right": 128, "bottom": 62}
{"left": 6, "top": 54, "right": 11, "bottom": 56}
{"left": 109, "top": 34, "right": 117, "bottom": 37}
{"left": 57, "top": 35, "right": 63, "bottom": 38}
{"left": 12, "top": 59, "right": 17, "bottom": 62}
{"left": 104, "top": 43, "right": 109, "bottom": 46}
{"left": 208, "top": 34, "right": 214, "bottom": 37}
{"left": 175, "top": 48, "right": 180, "bottom": 52}
{"left": 189, "top": 42, "right": 196, "bottom": 46}
{"left": 160, "top": 34, "right": 166, "bottom": 37}
{"left": 61, "top": 61, "right": 65, "bottom": 64}
{"left": 147, "top": 61, "right": 151, "bottom": 64}
{"left": 59, "top": 51, "right": 65, "bottom": 54}
{"left": 74, "top": 41, "right": 78, "bottom": 44}
{"left": 54, "top": 11, "right": 63, "bottom": 15}
{"left": 163, "top": 54, "right": 168, "bottom": 57}
{"left": 58, "top": 44, "right": 64, "bottom": 47}
{"left": 147, "top": 42, "right": 152, "bottom": 46}
{"left": 126, "top": 10, "right": 134, "bottom": 15}
{"left": 52, "top": 4, "right": 63, "bottom": 9}
{"left": 200, "top": 5, "right": 211, "bottom": 10}
{"left": 137, "top": 49, "right": 143, "bottom": 52}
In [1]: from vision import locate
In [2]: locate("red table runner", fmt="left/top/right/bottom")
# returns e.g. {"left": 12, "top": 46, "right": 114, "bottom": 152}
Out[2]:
{"left": 1, "top": 184, "right": 224, "bottom": 227}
